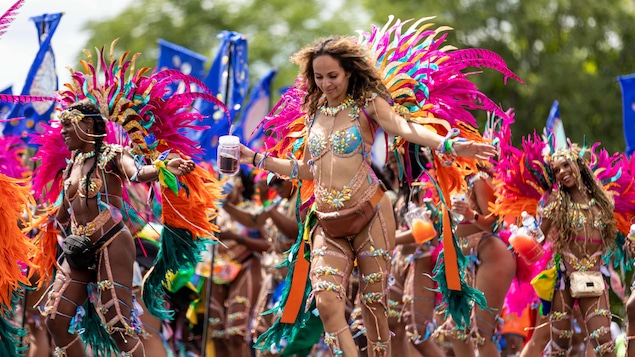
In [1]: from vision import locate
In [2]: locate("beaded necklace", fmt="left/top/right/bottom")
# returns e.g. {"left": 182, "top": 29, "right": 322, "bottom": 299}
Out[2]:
{"left": 74, "top": 150, "right": 96, "bottom": 165}
{"left": 318, "top": 95, "right": 355, "bottom": 118}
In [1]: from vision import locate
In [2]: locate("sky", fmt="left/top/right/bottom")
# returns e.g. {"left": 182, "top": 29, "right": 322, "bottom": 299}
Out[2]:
{"left": 0, "top": 0, "right": 134, "bottom": 92}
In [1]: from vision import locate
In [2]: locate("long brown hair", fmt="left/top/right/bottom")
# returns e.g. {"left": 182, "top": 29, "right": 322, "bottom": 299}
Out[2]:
{"left": 290, "top": 36, "right": 391, "bottom": 117}
{"left": 547, "top": 153, "right": 617, "bottom": 251}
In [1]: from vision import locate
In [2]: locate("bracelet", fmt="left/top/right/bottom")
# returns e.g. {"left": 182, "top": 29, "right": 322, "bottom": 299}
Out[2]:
{"left": 437, "top": 128, "right": 460, "bottom": 154}
{"left": 435, "top": 128, "right": 461, "bottom": 166}
{"left": 252, "top": 153, "right": 259, "bottom": 166}
{"left": 130, "top": 155, "right": 146, "bottom": 182}
{"left": 130, "top": 165, "right": 142, "bottom": 182}
{"left": 287, "top": 153, "right": 299, "bottom": 179}
{"left": 257, "top": 152, "right": 269, "bottom": 169}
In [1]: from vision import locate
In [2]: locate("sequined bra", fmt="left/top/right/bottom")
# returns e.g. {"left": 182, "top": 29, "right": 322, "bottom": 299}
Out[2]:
{"left": 64, "top": 144, "right": 124, "bottom": 201}
{"left": 307, "top": 106, "right": 379, "bottom": 210}
{"left": 307, "top": 124, "right": 364, "bottom": 160}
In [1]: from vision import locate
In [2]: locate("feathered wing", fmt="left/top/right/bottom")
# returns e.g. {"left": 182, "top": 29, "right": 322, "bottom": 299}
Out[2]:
{"left": 591, "top": 147, "right": 635, "bottom": 235}
{"left": 0, "top": 174, "right": 39, "bottom": 357}
{"left": 359, "top": 16, "right": 521, "bottom": 326}
{"left": 359, "top": 17, "right": 521, "bottom": 186}
{"left": 0, "top": 175, "right": 36, "bottom": 310}
{"left": 588, "top": 146, "right": 635, "bottom": 271}
{"left": 0, "top": 135, "right": 30, "bottom": 179}
{"left": 491, "top": 131, "right": 553, "bottom": 219}
{"left": 250, "top": 84, "right": 318, "bottom": 351}
{"left": 30, "top": 122, "right": 69, "bottom": 204}
{"left": 258, "top": 82, "right": 315, "bottom": 207}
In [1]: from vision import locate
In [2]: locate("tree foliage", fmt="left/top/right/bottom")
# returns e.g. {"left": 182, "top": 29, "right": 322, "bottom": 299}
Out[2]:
{"left": 82, "top": 0, "right": 635, "bottom": 153}
{"left": 82, "top": 0, "right": 369, "bottom": 101}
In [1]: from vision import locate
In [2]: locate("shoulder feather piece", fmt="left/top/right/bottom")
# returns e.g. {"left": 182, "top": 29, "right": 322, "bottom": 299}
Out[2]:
{"left": 57, "top": 41, "right": 229, "bottom": 161}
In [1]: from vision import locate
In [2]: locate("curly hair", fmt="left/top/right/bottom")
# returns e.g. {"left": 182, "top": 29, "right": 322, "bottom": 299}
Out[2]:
{"left": 546, "top": 154, "right": 617, "bottom": 252}
{"left": 290, "top": 36, "right": 391, "bottom": 117}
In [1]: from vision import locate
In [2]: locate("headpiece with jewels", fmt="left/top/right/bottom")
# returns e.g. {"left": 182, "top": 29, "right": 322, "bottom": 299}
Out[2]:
{"left": 25, "top": 38, "right": 230, "bottom": 330}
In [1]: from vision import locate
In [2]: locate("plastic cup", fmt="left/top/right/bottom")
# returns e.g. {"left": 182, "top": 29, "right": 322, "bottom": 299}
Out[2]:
{"left": 411, "top": 218, "right": 436, "bottom": 244}
{"left": 405, "top": 206, "right": 436, "bottom": 244}
{"left": 218, "top": 135, "right": 240, "bottom": 176}
{"left": 509, "top": 233, "right": 544, "bottom": 264}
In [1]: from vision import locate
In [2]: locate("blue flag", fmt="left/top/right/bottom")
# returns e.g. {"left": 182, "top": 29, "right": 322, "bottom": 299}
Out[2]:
{"left": 3, "top": 13, "right": 61, "bottom": 140}
{"left": 545, "top": 100, "right": 567, "bottom": 150}
{"left": 0, "top": 86, "right": 12, "bottom": 119}
{"left": 157, "top": 39, "right": 207, "bottom": 97}
{"left": 191, "top": 31, "right": 250, "bottom": 163}
{"left": 0, "top": 86, "right": 13, "bottom": 133}
{"left": 234, "top": 69, "right": 277, "bottom": 149}
{"left": 618, "top": 74, "right": 635, "bottom": 157}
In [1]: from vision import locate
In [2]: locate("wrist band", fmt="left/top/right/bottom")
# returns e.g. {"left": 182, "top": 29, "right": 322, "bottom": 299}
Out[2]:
{"left": 257, "top": 152, "right": 269, "bottom": 169}
{"left": 252, "top": 153, "right": 259, "bottom": 166}
{"left": 287, "top": 153, "right": 299, "bottom": 179}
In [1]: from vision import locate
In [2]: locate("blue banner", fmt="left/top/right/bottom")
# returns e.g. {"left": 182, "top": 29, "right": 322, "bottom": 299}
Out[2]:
{"left": 0, "top": 86, "right": 12, "bottom": 119}
{"left": 3, "top": 13, "right": 61, "bottom": 140}
{"left": 157, "top": 39, "right": 207, "bottom": 97}
{"left": 545, "top": 100, "right": 567, "bottom": 150}
{"left": 234, "top": 69, "right": 277, "bottom": 149}
{"left": 191, "top": 31, "right": 250, "bottom": 163}
{"left": 0, "top": 86, "right": 13, "bottom": 134}
{"left": 618, "top": 74, "right": 635, "bottom": 157}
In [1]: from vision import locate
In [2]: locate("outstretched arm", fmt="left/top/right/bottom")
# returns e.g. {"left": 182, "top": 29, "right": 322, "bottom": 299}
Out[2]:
{"left": 366, "top": 96, "right": 497, "bottom": 160}
{"left": 119, "top": 150, "right": 196, "bottom": 183}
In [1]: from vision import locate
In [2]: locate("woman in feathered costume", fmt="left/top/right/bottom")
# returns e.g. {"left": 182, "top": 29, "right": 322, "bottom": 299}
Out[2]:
{"left": 0, "top": 39, "right": 228, "bottom": 356}
{"left": 38, "top": 99, "right": 195, "bottom": 357}
{"left": 540, "top": 146, "right": 620, "bottom": 356}
{"left": 493, "top": 134, "right": 634, "bottom": 356}
{"left": 238, "top": 17, "right": 519, "bottom": 356}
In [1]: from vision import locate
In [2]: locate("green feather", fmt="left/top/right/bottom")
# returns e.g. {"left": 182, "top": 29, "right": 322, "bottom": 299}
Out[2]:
{"left": 142, "top": 225, "right": 208, "bottom": 320}
{"left": 77, "top": 300, "right": 119, "bottom": 356}
{"left": 603, "top": 232, "right": 634, "bottom": 270}
{"left": 157, "top": 166, "right": 179, "bottom": 195}
{"left": 0, "top": 288, "right": 27, "bottom": 357}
